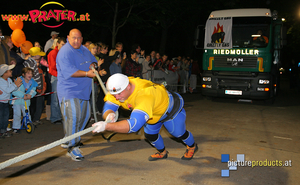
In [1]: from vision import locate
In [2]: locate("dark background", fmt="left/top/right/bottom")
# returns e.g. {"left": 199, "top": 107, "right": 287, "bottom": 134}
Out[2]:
{"left": 0, "top": 0, "right": 299, "bottom": 68}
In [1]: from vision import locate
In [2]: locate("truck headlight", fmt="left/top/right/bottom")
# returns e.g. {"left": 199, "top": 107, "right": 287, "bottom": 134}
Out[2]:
{"left": 259, "top": 79, "right": 269, "bottom": 84}
{"left": 203, "top": 77, "right": 211, "bottom": 82}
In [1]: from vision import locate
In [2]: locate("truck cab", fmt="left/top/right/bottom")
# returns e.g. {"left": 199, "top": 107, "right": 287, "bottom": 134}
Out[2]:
{"left": 201, "top": 8, "right": 284, "bottom": 100}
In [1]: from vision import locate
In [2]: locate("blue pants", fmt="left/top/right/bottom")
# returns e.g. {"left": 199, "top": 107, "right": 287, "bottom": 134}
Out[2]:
{"left": 144, "top": 92, "right": 195, "bottom": 151}
{"left": 50, "top": 76, "right": 62, "bottom": 123}
{"left": 60, "top": 98, "right": 90, "bottom": 148}
{"left": 0, "top": 102, "right": 9, "bottom": 133}
{"left": 12, "top": 104, "right": 31, "bottom": 129}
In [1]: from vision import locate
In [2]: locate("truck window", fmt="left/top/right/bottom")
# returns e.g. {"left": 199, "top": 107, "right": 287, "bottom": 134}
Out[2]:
{"left": 232, "top": 17, "right": 271, "bottom": 48}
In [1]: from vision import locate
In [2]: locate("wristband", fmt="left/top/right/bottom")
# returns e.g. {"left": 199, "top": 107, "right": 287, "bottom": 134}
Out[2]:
{"left": 85, "top": 71, "right": 88, "bottom": 77}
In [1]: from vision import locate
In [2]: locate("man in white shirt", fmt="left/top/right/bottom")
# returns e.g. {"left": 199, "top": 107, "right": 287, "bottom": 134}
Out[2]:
{"left": 44, "top": 31, "right": 59, "bottom": 53}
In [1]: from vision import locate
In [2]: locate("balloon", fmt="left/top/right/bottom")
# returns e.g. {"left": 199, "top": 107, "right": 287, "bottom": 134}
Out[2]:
{"left": 11, "top": 29, "right": 26, "bottom": 45}
{"left": 8, "top": 16, "right": 23, "bottom": 30}
{"left": 11, "top": 37, "right": 20, "bottom": 47}
{"left": 20, "top": 41, "right": 33, "bottom": 54}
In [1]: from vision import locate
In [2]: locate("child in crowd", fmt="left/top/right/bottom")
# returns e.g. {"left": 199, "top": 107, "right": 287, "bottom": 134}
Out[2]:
{"left": 0, "top": 64, "right": 22, "bottom": 138}
{"left": 11, "top": 67, "right": 37, "bottom": 133}
{"left": 31, "top": 57, "right": 47, "bottom": 125}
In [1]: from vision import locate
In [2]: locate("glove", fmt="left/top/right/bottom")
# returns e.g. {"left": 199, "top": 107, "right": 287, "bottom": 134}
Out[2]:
{"left": 92, "top": 121, "right": 107, "bottom": 133}
{"left": 105, "top": 113, "right": 116, "bottom": 123}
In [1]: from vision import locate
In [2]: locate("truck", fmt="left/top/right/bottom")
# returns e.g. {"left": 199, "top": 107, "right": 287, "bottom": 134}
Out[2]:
{"left": 200, "top": 8, "right": 285, "bottom": 100}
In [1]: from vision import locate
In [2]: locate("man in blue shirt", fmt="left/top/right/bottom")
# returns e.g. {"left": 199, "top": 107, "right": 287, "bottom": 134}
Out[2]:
{"left": 56, "top": 28, "right": 99, "bottom": 161}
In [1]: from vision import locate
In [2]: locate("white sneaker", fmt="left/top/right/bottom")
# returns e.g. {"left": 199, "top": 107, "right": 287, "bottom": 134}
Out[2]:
{"left": 7, "top": 128, "right": 12, "bottom": 131}
{"left": 67, "top": 147, "right": 84, "bottom": 161}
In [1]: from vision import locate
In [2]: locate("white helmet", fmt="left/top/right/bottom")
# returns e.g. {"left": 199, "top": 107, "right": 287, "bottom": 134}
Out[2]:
{"left": 106, "top": 73, "right": 129, "bottom": 95}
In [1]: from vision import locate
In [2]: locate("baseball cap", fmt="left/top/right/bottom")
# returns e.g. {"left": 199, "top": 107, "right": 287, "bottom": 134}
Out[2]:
{"left": 51, "top": 31, "right": 59, "bottom": 36}
{"left": 0, "top": 64, "right": 15, "bottom": 76}
{"left": 29, "top": 47, "right": 46, "bottom": 56}
{"left": 106, "top": 73, "right": 129, "bottom": 95}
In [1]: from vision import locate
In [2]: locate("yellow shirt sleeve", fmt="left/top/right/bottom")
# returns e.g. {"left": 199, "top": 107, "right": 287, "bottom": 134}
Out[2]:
{"left": 134, "top": 93, "right": 155, "bottom": 120}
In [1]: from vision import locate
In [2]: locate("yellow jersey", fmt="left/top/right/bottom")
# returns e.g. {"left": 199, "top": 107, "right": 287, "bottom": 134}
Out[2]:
{"left": 104, "top": 77, "right": 169, "bottom": 124}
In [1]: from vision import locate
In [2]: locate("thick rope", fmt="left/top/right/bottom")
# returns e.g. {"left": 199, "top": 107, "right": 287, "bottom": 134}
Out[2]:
{"left": 0, "top": 126, "right": 96, "bottom": 170}
{"left": 91, "top": 67, "right": 119, "bottom": 120}
{"left": 0, "top": 68, "right": 115, "bottom": 170}
{"left": 91, "top": 67, "right": 119, "bottom": 140}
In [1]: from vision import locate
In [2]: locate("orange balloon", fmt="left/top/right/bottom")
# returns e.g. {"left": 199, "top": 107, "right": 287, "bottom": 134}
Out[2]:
{"left": 11, "top": 37, "right": 20, "bottom": 47}
{"left": 11, "top": 29, "right": 26, "bottom": 45}
{"left": 20, "top": 41, "right": 33, "bottom": 54}
{"left": 8, "top": 16, "right": 24, "bottom": 30}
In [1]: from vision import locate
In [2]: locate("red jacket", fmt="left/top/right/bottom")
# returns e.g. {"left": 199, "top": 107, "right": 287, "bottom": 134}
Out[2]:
{"left": 47, "top": 46, "right": 59, "bottom": 76}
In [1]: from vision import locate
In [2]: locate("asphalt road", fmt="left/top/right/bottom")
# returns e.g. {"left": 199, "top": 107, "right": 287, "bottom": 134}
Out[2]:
{"left": 0, "top": 75, "right": 299, "bottom": 185}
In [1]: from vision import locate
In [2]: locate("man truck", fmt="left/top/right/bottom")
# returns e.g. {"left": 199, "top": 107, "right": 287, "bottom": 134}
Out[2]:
{"left": 200, "top": 8, "right": 285, "bottom": 100}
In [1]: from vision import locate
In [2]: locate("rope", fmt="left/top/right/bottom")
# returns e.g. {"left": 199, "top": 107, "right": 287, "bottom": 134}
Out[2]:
{"left": 0, "top": 68, "right": 115, "bottom": 170}
{"left": 91, "top": 67, "right": 118, "bottom": 140}
{"left": 0, "top": 126, "right": 96, "bottom": 170}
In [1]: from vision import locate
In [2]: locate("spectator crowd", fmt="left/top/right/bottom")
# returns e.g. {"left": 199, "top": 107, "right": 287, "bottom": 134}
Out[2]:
{"left": 0, "top": 26, "right": 201, "bottom": 138}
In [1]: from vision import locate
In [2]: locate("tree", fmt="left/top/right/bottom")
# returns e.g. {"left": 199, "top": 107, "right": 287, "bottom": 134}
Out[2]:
{"left": 91, "top": 0, "right": 157, "bottom": 48}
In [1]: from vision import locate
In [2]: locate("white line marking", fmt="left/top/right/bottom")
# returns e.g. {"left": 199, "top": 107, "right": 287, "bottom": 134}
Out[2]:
{"left": 274, "top": 136, "right": 292, "bottom": 140}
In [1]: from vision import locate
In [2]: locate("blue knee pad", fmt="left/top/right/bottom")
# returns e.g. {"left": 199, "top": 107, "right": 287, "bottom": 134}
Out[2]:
{"left": 127, "top": 110, "right": 149, "bottom": 133}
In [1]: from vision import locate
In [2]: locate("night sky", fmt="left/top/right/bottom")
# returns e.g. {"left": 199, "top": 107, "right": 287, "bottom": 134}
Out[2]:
{"left": 0, "top": 0, "right": 298, "bottom": 60}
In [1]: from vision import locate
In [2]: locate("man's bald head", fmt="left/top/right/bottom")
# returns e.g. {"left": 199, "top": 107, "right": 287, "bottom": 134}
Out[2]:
{"left": 67, "top": 28, "right": 83, "bottom": 49}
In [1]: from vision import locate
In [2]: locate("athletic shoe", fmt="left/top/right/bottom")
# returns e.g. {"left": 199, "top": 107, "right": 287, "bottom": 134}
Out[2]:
{"left": 181, "top": 144, "right": 198, "bottom": 160}
{"left": 67, "top": 147, "right": 84, "bottom": 161}
{"left": 34, "top": 120, "right": 43, "bottom": 125}
{"left": 13, "top": 129, "right": 20, "bottom": 134}
{"left": 52, "top": 120, "right": 62, "bottom": 125}
{"left": 7, "top": 127, "right": 12, "bottom": 131}
{"left": 2, "top": 132, "right": 12, "bottom": 137}
{"left": 0, "top": 133, "right": 5, "bottom": 139}
{"left": 148, "top": 150, "right": 169, "bottom": 161}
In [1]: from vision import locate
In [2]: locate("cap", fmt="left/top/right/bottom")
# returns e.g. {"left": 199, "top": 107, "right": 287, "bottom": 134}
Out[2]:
{"left": 51, "top": 31, "right": 59, "bottom": 36}
{"left": 29, "top": 47, "right": 46, "bottom": 56}
{"left": 106, "top": 73, "right": 129, "bottom": 95}
{"left": 0, "top": 64, "right": 15, "bottom": 76}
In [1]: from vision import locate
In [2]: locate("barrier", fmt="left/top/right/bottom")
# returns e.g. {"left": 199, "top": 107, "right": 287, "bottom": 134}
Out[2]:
{"left": 147, "top": 70, "right": 188, "bottom": 91}
{"left": 0, "top": 91, "right": 55, "bottom": 102}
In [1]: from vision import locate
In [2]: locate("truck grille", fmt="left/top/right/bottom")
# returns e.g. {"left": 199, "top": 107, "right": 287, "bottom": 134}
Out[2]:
{"left": 214, "top": 56, "right": 258, "bottom": 68}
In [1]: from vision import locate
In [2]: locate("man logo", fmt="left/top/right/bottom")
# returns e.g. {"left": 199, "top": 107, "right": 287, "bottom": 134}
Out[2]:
{"left": 232, "top": 61, "right": 238, "bottom": 66}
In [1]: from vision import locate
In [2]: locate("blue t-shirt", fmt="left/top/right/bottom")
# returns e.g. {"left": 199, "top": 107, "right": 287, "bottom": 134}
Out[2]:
{"left": 56, "top": 41, "right": 97, "bottom": 102}
{"left": 109, "top": 62, "right": 122, "bottom": 75}
{"left": 23, "top": 80, "right": 31, "bottom": 92}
